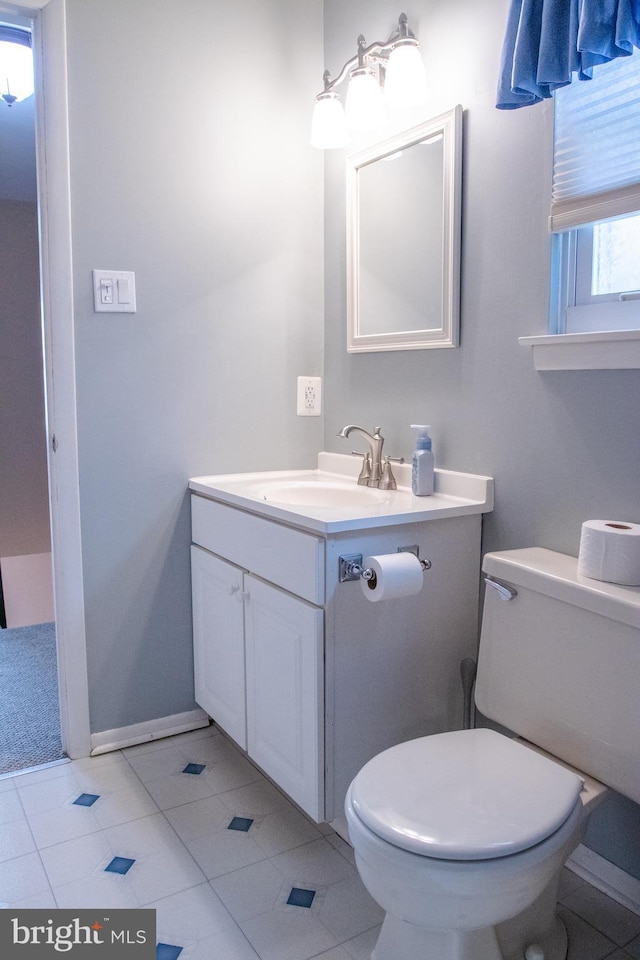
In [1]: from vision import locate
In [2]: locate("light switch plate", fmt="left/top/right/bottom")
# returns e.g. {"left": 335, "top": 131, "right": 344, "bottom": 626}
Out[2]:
{"left": 92, "top": 269, "right": 137, "bottom": 313}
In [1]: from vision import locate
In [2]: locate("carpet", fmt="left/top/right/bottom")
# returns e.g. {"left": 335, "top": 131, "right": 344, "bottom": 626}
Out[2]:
{"left": 0, "top": 621, "right": 64, "bottom": 774}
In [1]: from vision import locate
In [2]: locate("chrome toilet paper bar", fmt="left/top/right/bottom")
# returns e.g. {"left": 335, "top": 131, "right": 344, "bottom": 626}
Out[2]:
{"left": 339, "top": 549, "right": 431, "bottom": 583}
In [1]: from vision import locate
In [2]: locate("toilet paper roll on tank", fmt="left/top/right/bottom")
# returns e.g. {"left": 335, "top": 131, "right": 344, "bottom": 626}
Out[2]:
{"left": 578, "top": 519, "right": 640, "bottom": 586}
{"left": 361, "top": 553, "right": 424, "bottom": 602}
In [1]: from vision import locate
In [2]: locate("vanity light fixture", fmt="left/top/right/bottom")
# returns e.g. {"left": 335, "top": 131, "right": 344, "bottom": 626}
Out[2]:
{"left": 310, "top": 12, "right": 428, "bottom": 150}
{"left": 0, "top": 24, "right": 34, "bottom": 107}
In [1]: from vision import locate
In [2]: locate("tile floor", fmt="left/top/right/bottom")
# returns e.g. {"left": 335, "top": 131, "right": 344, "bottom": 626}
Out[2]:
{"left": 1, "top": 723, "right": 639, "bottom": 960}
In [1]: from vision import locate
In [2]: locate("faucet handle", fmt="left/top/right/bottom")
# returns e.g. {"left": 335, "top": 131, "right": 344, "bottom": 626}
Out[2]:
{"left": 352, "top": 451, "right": 372, "bottom": 486}
{"left": 379, "top": 456, "right": 404, "bottom": 490}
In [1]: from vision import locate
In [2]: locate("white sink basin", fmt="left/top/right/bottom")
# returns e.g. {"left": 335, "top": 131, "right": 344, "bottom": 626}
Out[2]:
{"left": 256, "top": 479, "right": 392, "bottom": 508}
{"left": 189, "top": 452, "right": 494, "bottom": 533}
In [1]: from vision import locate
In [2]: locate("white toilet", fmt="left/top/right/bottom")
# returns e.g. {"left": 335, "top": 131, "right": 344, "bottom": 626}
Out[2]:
{"left": 345, "top": 547, "right": 640, "bottom": 960}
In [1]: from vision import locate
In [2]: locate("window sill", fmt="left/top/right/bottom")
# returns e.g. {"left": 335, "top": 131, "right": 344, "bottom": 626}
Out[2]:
{"left": 518, "top": 330, "right": 640, "bottom": 370}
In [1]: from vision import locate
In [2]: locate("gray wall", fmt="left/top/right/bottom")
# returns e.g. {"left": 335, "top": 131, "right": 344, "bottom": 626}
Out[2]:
{"left": 0, "top": 198, "right": 49, "bottom": 559}
{"left": 64, "top": 0, "right": 324, "bottom": 734}
{"left": 322, "top": 0, "right": 640, "bottom": 881}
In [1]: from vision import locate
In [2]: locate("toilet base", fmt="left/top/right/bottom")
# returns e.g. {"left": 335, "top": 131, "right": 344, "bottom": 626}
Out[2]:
{"left": 372, "top": 914, "right": 503, "bottom": 960}
{"left": 370, "top": 913, "right": 568, "bottom": 960}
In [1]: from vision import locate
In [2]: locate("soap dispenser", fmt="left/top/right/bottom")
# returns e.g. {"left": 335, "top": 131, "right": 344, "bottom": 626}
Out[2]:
{"left": 410, "top": 424, "right": 434, "bottom": 496}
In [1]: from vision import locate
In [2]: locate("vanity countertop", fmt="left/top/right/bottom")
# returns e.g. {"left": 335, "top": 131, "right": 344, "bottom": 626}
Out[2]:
{"left": 189, "top": 453, "right": 493, "bottom": 534}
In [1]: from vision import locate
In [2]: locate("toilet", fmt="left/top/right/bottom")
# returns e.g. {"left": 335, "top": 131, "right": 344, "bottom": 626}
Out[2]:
{"left": 345, "top": 547, "right": 640, "bottom": 960}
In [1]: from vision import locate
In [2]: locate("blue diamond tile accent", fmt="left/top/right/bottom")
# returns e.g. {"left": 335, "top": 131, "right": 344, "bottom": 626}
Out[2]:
{"left": 182, "top": 762, "right": 205, "bottom": 775}
{"left": 73, "top": 793, "right": 100, "bottom": 807}
{"left": 227, "top": 816, "right": 254, "bottom": 832}
{"left": 287, "top": 887, "right": 316, "bottom": 908}
{"left": 156, "top": 945, "right": 183, "bottom": 960}
{"left": 105, "top": 856, "right": 135, "bottom": 876}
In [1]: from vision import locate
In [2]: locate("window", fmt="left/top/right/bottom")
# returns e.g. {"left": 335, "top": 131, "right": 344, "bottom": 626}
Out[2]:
{"left": 550, "top": 53, "right": 640, "bottom": 336}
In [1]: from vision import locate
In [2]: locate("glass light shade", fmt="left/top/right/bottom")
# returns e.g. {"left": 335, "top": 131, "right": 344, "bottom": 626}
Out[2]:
{"left": 345, "top": 67, "right": 386, "bottom": 132}
{"left": 0, "top": 40, "right": 34, "bottom": 104}
{"left": 384, "top": 41, "right": 428, "bottom": 108}
{"left": 310, "top": 92, "right": 348, "bottom": 149}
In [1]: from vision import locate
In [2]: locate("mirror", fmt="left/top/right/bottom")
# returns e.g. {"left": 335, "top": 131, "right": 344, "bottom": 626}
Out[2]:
{"left": 346, "top": 105, "right": 462, "bottom": 352}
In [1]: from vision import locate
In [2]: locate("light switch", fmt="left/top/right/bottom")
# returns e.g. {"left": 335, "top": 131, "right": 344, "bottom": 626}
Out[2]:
{"left": 117, "top": 277, "right": 131, "bottom": 304}
{"left": 100, "top": 278, "right": 113, "bottom": 304}
{"left": 92, "top": 270, "right": 137, "bottom": 313}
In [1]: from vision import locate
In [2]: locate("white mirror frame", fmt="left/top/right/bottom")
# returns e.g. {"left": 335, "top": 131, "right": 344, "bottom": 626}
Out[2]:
{"left": 346, "top": 104, "right": 462, "bottom": 353}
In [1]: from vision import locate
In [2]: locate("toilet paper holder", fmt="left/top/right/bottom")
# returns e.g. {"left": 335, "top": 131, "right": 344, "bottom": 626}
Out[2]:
{"left": 339, "top": 547, "right": 431, "bottom": 583}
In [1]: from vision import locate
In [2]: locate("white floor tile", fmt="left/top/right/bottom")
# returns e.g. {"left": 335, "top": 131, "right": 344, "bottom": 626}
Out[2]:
{"left": 142, "top": 770, "right": 220, "bottom": 810}
{"left": 125, "top": 745, "right": 209, "bottom": 784}
{"left": 0, "top": 817, "right": 36, "bottom": 861}
{"left": 270, "top": 839, "right": 356, "bottom": 887}
{"left": 211, "top": 859, "right": 289, "bottom": 923}
{"left": 318, "top": 874, "right": 384, "bottom": 942}
{"left": 249, "top": 807, "right": 323, "bottom": 858}
{"left": 342, "top": 925, "right": 382, "bottom": 959}
{"left": 0, "top": 851, "right": 54, "bottom": 905}
{"left": 0, "top": 776, "right": 19, "bottom": 794}
{"left": 311, "top": 949, "right": 353, "bottom": 960}
{"left": 164, "top": 794, "right": 233, "bottom": 842}
{"left": 170, "top": 923, "right": 260, "bottom": 960}
{"left": 52, "top": 875, "right": 145, "bottom": 910}
{"left": 149, "top": 880, "right": 238, "bottom": 954}
{"left": 185, "top": 827, "right": 270, "bottom": 880}
{"left": 217, "top": 778, "right": 293, "bottom": 816}
{"left": 625, "top": 933, "right": 640, "bottom": 959}
{"left": 0, "top": 787, "right": 23, "bottom": 825}
{"left": 562, "top": 883, "right": 640, "bottom": 946}
{"left": 559, "top": 906, "right": 618, "bottom": 960}
{"left": 13, "top": 889, "right": 59, "bottom": 909}
{"left": 200, "top": 756, "right": 265, "bottom": 796}
{"left": 240, "top": 908, "right": 338, "bottom": 960}
{"left": 39, "top": 830, "right": 113, "bottom": 888}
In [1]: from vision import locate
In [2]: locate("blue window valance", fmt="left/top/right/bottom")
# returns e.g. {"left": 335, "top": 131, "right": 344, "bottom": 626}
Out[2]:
{"left": 496, "top": 0, "right": 640, "bottom": 109}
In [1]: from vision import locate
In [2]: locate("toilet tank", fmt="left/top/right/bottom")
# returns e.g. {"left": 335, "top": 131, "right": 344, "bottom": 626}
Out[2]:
{"left": 475, "top": 547, "right": 640, "bottom": 805}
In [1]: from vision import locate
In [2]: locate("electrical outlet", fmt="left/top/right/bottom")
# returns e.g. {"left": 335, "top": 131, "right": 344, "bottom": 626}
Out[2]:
{"left": 297, "top": 376, "right": 322, "bottom": 416}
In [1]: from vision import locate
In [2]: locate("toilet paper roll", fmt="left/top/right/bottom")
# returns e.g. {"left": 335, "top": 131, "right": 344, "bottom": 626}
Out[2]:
{"left": 577, "top": 520, "right": 640, "bottom": 586}
{"left": 361, "top": 552, "right": 424, "bottom": 602}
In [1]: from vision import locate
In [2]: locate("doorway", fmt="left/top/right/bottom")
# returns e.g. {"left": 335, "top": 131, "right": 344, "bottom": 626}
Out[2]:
{"left": 0, "top": 12, "right": 61, "bottom": 774}
{"left": 0, "top": 0, "right": 90, "bottom": 764}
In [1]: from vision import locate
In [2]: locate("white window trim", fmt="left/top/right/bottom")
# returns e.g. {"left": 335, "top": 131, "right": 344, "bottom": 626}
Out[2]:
{"left": 519, "top": 329, "right": 640, "bottom": 370}
{"left": 521, "top": 54, "right": 640, "bottom": 371}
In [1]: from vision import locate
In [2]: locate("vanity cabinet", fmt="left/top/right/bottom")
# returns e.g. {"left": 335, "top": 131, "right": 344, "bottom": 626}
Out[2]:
{"left": 191, "top": 495, "right": 325, "bottom": 820}
{"left": 191, "top": 546, "right": 246, "bottom": 748}
{"left": 190, "top": 455, "right": 493, "bottom": 833}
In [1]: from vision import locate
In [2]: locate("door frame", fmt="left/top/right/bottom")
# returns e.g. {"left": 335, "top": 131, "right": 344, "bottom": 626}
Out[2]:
{"left": 0, "top": 0, "right": 90, "bottom": 758}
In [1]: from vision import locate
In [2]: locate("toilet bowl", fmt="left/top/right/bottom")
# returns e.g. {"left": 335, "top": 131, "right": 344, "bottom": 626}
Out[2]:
{"left": 345, "top": 729, "right": 595, "bottom": 960}
{"left": 345, "top": 548, "right": 640, "bottom": 960}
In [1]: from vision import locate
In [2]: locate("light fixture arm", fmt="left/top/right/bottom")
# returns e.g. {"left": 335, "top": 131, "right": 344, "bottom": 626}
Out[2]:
{"left": 318, "top": 13, "right": 414, "bottom": 97}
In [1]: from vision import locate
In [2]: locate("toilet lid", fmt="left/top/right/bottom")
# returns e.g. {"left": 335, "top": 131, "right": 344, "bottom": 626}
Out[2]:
{"left": 349, "top": 728, "right": 583, "bottom": 860}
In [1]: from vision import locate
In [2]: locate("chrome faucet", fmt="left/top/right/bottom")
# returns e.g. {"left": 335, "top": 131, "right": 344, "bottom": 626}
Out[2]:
{"left": 337, "top": 424, "right": 385, "bottom": 487}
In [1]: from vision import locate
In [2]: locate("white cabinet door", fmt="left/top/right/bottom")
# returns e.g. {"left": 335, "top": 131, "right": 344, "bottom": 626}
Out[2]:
{"left": 245, "top": 575, "right": 324, "bottom": 821}
{"left": 191, "top": 545, "right": 247, "bottom": 749}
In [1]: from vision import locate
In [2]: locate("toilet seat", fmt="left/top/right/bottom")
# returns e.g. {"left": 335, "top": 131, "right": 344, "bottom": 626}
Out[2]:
{"left": 349, "top": 728, "right": 583, "bottom": 860}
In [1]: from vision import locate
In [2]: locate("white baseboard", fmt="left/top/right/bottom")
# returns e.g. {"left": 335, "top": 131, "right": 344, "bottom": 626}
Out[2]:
{"left": 567, "top": 843, "right": 640, "bottom": 917}
{"left": 90, "top": 709, "right": 210, "bottom": 755}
